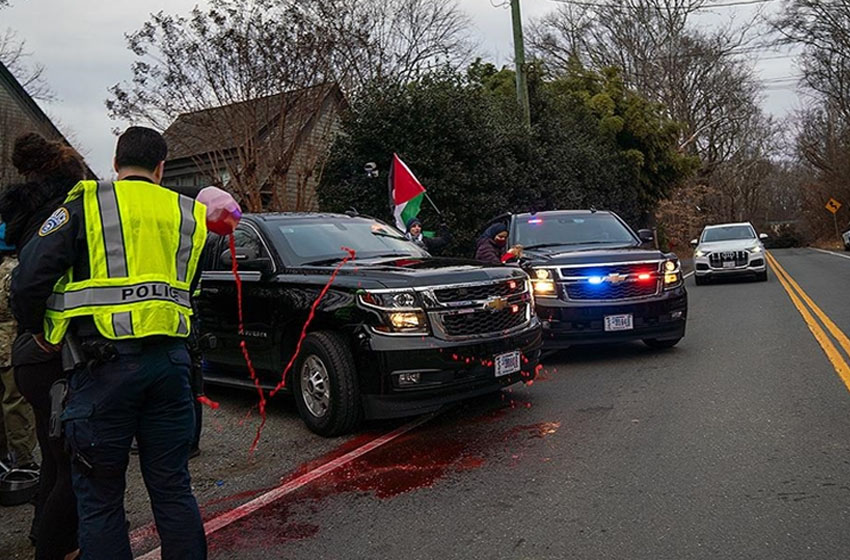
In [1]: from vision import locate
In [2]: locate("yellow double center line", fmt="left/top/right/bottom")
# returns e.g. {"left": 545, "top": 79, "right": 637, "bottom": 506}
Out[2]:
{"left": 766, "top": 251, "right": 850, "bottom": 391}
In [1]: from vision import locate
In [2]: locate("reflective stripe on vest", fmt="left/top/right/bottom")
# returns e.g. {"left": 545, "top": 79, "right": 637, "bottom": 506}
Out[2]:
{"left": 46, "top": 282, "right": 192, "bottom": 311}
{"left": 43, "top": 180, "right": 207, "bottom": 343}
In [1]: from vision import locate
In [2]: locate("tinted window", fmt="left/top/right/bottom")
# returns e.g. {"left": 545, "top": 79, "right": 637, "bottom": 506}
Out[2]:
{"left": 701, "top": 225, "right": 755, "bottom": 242}
{"left": 268, "top": 218, "right": 429, "bottom": 266}
{"left": 209, "top": 226, "right": 270, "bottom": 271}
{"left": 514, "top": 214, "right": 637, "bottom": 247}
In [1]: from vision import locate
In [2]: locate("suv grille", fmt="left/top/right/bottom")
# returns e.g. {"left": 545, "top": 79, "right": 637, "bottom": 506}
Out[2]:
{"left": 558, "top": 261, "right": 663, "bottom": 301}
{"left": 560, "top": 263, "right": 658, "bottom": 278}
{"left": 440, "top": 303, "right": 530, "bottom": 337}
{"left": 566, "top": 281, "right": 659, "bottom": 301}
{"left": 434, "top": 279, "right": 524, "bottom": 304}
{"left": 709, "top": 251, "right": 747, "bottom": 268}
{"left": 428, "top": 279, "right": 532, "bottom": 339}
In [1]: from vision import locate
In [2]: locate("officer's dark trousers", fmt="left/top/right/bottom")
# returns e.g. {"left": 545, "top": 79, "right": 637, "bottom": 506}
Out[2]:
{"left": 63, "top": 338, "right": 206, "bottom": 560}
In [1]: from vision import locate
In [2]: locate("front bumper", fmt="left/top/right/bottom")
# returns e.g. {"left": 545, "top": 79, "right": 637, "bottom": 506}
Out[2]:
{"left": 534, "top": 287, "right": 687, "bottom": 347}
{"left": 694, "top": 252, "right": 765, "bottom": 277}
{"left": 357, "top": 319, "right": 542, "bottom": 419}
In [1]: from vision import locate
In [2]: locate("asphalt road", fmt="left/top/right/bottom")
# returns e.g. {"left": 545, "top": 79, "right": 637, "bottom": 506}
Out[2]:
{"left": 4, "top": 248, "right": 850, "bottom": 559}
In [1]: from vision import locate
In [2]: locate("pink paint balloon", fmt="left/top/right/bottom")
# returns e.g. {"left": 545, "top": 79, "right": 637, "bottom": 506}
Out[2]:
{"left": 197, "top": 186, "right": 242, "bottom": 235}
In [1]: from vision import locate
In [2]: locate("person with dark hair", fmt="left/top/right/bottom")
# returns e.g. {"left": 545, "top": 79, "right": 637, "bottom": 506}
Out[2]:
{"left": 474, "top": 223, "right": 522, "bottom": 264}
{"left": 404, "top": 217, "right": 452, "bottom": 254}
{"left": 10, "top": 126, "right": 237, "bottom": 560}
{"left": 1, "top": 131, "right": 85, "bottom": 560}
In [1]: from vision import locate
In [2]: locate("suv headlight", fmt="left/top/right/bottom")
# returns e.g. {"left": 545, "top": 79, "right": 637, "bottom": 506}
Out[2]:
{"left": 531, "top": 268, "right": 556, "bottom": 297}
{"left": 358, "top": 290, "right": 429, "bottom": 334}
{"left": 750, "top": 245, "right": 763, "bottom": 254}
{"left": 694, "top": 248, "right": 710, "bottom": 258}
{"left": 663, "top": 259, "right": 682, "bottom": 288}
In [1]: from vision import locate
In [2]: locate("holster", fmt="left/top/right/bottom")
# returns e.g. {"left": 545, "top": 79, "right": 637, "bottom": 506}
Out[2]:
{"left": 61, "top": 332, "right": 86, "bottom": 373}
{"left": 48, "top": 378, "right": 68, "bottom": 439}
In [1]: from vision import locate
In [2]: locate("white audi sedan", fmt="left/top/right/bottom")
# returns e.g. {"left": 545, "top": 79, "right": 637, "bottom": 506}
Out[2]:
{"left": 691, "top": 222, "right": 768, "bottom": 285}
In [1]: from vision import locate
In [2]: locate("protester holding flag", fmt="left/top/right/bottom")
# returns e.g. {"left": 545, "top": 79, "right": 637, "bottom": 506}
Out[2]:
{"left": 405, "top": 217, "right": 452, "bottom": 255}
{"left": 474, "top": 223, "right": 522, "bottom": 264}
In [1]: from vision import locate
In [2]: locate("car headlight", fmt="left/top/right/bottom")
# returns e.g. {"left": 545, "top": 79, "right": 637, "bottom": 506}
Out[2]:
{"left": 359, "top": 290, "right": 420, "bottom": 310}
{"left": 694, "top": 249, "right": 710, "bottom": 258}
{"left": 358, "top": 290, "right": 429, "bottom": 334}
{"left": 531, "top": 268, "right": 557, "bottom": 297}
{"left": 388, "top": 312, "right": 426, "bottom": 330}
{"left": 750, "top": 246, "right": 763, "bottom": 254}
{"left": 663, "top": 259, "right": 682, "bottom": 288}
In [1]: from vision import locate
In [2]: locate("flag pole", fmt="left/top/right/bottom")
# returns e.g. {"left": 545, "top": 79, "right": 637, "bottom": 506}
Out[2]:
{"left": 424, "top": 192, "right": 443, "bottom": 217}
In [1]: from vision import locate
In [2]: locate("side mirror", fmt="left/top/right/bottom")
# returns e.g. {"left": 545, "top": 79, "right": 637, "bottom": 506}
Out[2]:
{"left": 690, "top": 239, "right": 699, "bottom": 247}
{"left": 759, "top": 233, "right": 769, "bottom": 240}
{"left": 219, "top": 249, "right": 273, "bottom": 273}
{"left": 637, "top": 229, "right": 654, "bottom": 243}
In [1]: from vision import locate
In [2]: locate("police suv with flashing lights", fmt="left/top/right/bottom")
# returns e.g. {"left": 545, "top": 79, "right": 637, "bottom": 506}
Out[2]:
{"left": 489, "top": 210, "right": 687, "bottom": 349}
{"left": 193, "top": 213, "right": 542, "bottom": 437}
{"left": 690, "top": 222, "right": 768, "bottom": 285}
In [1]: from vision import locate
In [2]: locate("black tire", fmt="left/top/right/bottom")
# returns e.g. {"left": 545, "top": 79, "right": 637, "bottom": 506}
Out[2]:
{"left": 643, "top": 337, "right": 681, "bottom": 350}
{"left": 694, "top": 275, "right": 707, "bottom": 285}
{"left": 756, "top": 270, "right": 768, "bottom": 282}
{"left": 292, "top": 331, "right": 362, "bottom": 437}
{"left": 844, "top": 244, "right": 850, "bottom": 252}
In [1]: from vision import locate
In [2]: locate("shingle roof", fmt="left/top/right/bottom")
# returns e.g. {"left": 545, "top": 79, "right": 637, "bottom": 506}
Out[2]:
{"left": 162, "top": 83, "right": 343, "bottom": 161}
{"left": 0, "top": 61, "right": 98, "bottom": 179}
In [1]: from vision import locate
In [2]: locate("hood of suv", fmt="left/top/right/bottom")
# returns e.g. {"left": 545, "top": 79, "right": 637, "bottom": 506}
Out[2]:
{"left": 520, "top": 245, "right": 671, "bottom": 267}
{"left": 696, "top": 239, "right": 761, "bottom": 253}
{"left": 295, "top": 256, "right": 528, "bottom": 289}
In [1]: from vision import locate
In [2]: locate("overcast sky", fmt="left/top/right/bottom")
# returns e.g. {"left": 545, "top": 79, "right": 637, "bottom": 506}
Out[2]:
{"left": 3, "top": 0, "right": 801, "bottom": 179}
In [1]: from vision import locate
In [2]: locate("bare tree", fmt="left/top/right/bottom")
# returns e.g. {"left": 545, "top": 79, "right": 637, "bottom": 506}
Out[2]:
{"left": 773, "top": 1, "right": 850, "bottom": 121}
{"left": 0, "top": 28, "right": 54, "bottom": 101}
{"left": 529, "top": 0, "right": 763, "bottom": 167}
{"left": 300, "top": 0, "right": 472, "bottom": 88}
{"left": 105, "top": 0, "right": 470, "bottom": 211}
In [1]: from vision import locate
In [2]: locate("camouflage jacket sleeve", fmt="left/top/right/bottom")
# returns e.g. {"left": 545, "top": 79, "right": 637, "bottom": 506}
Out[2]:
{"left": 0, "top": 256, "right": 18, "bottom": 324}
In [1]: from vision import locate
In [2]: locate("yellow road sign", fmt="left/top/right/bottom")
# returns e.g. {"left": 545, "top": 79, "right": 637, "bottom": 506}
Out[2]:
{"left": 826, "top": 198, "right": 842, "bottom": 214}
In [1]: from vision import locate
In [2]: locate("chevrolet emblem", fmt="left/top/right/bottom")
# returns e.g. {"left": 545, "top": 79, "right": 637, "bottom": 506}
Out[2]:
{"left": 606, "top": 273, "right": 628, "bottom": 284}
{"left": 483, "top": 296, "right": 509, "bottom": 312}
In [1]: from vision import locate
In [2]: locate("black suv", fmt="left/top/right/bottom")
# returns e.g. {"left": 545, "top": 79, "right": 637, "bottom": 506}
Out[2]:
{"left": 194, "top": 213, "right": 542, "bottom": 436}
{"left": 496, "top": 210, "right": 687, "bottom": 349}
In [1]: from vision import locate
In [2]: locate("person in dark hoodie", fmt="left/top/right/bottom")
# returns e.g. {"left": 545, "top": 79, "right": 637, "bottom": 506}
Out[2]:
{"left": 474, "top": 222, "right": 522, "bottom": 264}
{"left": 0, "top": 132, "right": 85, "bottom": 560}
{"left": 404, "top": 217, "right": 452, "bottom": 255}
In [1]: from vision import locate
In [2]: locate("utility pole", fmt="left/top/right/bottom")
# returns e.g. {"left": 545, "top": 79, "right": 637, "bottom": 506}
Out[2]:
{"left": 510, "top": 0, "right": 531, "bottom": 129}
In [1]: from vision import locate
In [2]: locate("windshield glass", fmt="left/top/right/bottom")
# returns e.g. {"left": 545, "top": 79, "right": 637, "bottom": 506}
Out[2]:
{"left": 514, "top": 213, "right": 637, "bottom": 248}
{"left": 701, "top": 225, "right": 755, "bottom": 243}
{"left": 268, "top": 218, "right": 429, "bottom": 265}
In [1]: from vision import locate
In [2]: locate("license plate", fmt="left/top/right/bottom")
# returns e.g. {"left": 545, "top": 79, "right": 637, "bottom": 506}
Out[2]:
{"left": 604, "top": 314, "right": 633, "bottom": 332}
{"left": 723, "top": 261, "right": 736, "bottom": 269}
{"left": 495, "top": 350, "right": 521, "bottom": 377}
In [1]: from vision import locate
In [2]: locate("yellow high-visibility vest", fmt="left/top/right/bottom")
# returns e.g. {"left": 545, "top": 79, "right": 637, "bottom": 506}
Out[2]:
{"left": 43, "top": 180, "right": 207, "bottom": 344}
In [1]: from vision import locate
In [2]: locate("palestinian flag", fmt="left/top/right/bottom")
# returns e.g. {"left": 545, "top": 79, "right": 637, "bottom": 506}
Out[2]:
{"left": 389, "top": 153, "right": 426, "bottom": 232}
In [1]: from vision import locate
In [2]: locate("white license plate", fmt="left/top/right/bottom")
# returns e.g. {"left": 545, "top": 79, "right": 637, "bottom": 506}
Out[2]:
{"left": 495, "top": 350, "right": 521, "bottom": 377}
{"left": 723, "top": 261, "right": 736, "bottom": 269}
{"left": 604, "top": 314, "right": 633, "bottom": 332}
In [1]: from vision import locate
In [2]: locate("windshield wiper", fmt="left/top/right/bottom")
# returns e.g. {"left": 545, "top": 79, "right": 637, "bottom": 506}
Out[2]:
{"left": 523, "top": 243, "right": 569, "bottom": 250}
{"left": 301, "top": 257, "right": 347, "bottom": 266}
{"left": 525, "top": 241, "right": 634, "bottom": 250}
{"left": 368, "top": 253, "right": 418, "bottom": 260}
{"left": 371, "top": 231, "right": 406, "bottom": 240}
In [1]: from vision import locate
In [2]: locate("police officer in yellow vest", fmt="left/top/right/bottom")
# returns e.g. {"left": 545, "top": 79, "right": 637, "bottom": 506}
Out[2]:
{"left": 11, "top": 127, "right": 213, "bottom": 560}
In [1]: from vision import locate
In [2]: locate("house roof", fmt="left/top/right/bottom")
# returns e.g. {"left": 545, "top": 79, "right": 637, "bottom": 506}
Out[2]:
{"left": 0, "top": 61, "right": 98, "bottom": 179}
{"left": 162, "top": 83, "right": 345, "bottom": 162}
